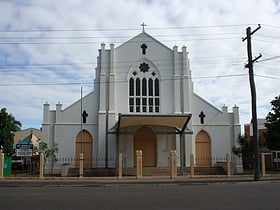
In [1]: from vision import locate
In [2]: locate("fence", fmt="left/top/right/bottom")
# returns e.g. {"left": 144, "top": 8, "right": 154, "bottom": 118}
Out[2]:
{"left": 44, "top": 156, "right": 119, "bottom": 174}
{"left": 4, "top": 152, "right": 280, "bottom": 178}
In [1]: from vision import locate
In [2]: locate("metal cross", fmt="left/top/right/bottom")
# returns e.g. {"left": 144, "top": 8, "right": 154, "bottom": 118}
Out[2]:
{"left": 141, "top": 22, "right": 147, "bottom": 32}
{"left": 82, "top": 110, "right": 88, "bottom": 124}
{"left": 199, "top": 111, "right": 206, "bottom": 124}
{"left": 141, "top": 43, "right": 147, "bottom": 55}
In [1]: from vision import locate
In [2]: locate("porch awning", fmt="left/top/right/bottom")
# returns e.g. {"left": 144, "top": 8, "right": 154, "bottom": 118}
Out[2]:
{"left": 109, "top": 113, "right": 192, "bottom": 135}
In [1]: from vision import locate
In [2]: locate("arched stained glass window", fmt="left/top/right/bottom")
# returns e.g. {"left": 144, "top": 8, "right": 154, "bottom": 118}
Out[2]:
{"left": 128, "top": 65, "right": 160, "bottom": 113}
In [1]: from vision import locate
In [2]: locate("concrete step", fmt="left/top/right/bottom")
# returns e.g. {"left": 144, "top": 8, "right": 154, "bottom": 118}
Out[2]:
{"left": 191, "top": 166, "right": 227, "bottom": 175}
{"left": 67, "top": 166, "right": 226, "bottom": 177}
{"left": 68, "top": 168, "right": 117, "bottom": 177}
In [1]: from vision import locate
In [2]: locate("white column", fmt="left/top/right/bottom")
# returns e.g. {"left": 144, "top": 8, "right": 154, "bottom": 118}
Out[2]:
{"left": 136, "top": 150, "right": 143, "bottom": 179}
{"left": 79, "top": 153, "right": 84, "bottom": 178}
{"left": 39, "top": 153, "right": 44, "bottom": 179}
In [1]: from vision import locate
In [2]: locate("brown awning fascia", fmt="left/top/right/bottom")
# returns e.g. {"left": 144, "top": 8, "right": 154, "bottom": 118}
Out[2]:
{"left": 108, "top": 113, "right": 193, "bottom": 135}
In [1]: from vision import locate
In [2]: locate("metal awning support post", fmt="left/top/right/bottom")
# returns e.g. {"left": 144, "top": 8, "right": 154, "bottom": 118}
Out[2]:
{"left": 179, "top": 114, "right": 189, "bottom": 176}
{"left": 116, "top": 113, "right": 122, "bottom": 160}
{"left": 116, "top": 113, "right": 122, "bottom": 176}
{"left": 179, "top": 132, "right": 184, "bottom": 176}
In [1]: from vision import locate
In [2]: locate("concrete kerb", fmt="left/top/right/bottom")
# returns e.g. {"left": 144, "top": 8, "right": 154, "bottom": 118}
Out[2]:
{"left": 1, "top": 174, "right": 280, "bottom": 185}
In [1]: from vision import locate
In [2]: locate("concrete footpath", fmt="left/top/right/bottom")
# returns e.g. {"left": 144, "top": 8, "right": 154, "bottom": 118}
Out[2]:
{"left": 1, "top": 174, "right": 280, "bottom": 186}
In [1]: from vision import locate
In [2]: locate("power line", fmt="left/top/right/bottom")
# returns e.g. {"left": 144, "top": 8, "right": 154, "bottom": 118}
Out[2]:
{"left": 0, "top": 32, "right": 243, "bottom": 40}
{"left": 0, "top": 24, "right": 257, "bottom": 33}
{"left": 0, "top": 73, "right": 263, "bottom": 87}
{"left": 0, "top": 71, "right": 278, "bottom": 87}
{"left": 0, "top": 36, "right": 241, "bottom": 45}
{"left": 255, "top": 74, "right": 280, "bottom": 80}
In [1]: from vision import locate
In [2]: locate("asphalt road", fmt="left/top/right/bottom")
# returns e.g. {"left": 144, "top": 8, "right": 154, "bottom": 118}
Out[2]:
{"left": 0, "top": 181, "right": 279, "bottom": 210}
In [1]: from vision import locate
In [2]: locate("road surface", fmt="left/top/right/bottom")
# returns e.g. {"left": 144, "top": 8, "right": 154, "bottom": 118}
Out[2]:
{"left": 0, "top": 181, "right": 279, "bottom": 210}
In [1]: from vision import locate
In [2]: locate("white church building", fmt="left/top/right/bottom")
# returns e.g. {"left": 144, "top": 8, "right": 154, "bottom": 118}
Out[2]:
{"left": 42, "top": 28, "right": 241, "bottom": 174}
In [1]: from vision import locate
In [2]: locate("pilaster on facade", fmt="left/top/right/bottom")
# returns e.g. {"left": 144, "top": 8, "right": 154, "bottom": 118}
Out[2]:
{"left": 173, "top": 74, "right": 181, "bottom": 113}
{"left": 99, "top": 73, "right": 107, "bottom": 112}
{"left": 55, "top": 103, "right": 62, "bottom": 123}
{"left": 43, "top": 103, "right": 50, "bottom": 124}
{"left": 109, "top": 73, "right": 115, "bottom": 113}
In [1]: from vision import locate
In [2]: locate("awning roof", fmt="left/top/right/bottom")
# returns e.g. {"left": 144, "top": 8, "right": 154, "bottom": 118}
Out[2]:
{"left": 109, "top": 113, "right": 192, "bottom": 135}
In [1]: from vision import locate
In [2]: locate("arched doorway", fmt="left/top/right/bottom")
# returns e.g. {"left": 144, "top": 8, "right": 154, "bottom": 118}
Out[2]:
{"left": 134, "top": 127, "right": 156, "bottom": 167}
{"left": 195, "top": 130, "right": 211, "bottom": 166}
{"left": 75, "top": 130, "right": 93, "bottom": 168}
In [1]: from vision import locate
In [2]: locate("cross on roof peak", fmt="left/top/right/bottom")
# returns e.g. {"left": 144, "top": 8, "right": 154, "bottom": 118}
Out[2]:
{"left": 141, "top": 22, "right": 147, "bottom": 32}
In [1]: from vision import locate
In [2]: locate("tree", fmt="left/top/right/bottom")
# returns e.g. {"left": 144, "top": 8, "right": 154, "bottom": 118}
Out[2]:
{"left": 39, "top": 141, "right": 58, "bottom": 159}
{"left": 0, "top": 108, "right": 21, "bottom": 155}
{"left": 265, "top": 95, "right": 280, "bottom": 150}
{"left": 232, "top": 134, "right": 254, "bottom": 170}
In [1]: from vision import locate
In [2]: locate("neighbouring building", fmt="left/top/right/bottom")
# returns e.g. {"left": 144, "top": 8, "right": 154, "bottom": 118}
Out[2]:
{"left": 13, "top": 128, "right": 42, "bottom": 154}
{"left": 244, "top": 118, "right": 267, "bottom": 149}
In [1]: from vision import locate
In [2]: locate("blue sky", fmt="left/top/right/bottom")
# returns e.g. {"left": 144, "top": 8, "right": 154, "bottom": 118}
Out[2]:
{"left": 0, "top": 0, "right": 279, "bottom": 131}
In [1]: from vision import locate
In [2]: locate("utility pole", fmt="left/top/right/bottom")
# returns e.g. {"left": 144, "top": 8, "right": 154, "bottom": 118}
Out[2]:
{"left": 242, "top": 24, "right": 262, "bottom": 181}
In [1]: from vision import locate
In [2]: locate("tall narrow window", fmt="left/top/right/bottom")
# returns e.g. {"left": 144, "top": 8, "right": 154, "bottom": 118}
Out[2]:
{"left": 149, "top": 98, "right": 153, "bottom": 112}
{"left": 136, "top": 78, "right": 140, "bottom": 96}
{"left": 129, "top": 78, "right": 134, "bottom": 96}
{"left": 142, "top": 98, "right": 147, "bottom": 112}
{"left": 148, "top": 78, "right": 153, "bottom": 96}
{"left": 129, "top": 98, "right": 134, "bottom": 112}
{"left": 142, "top": 78, "right": 147, "bottom": 96}
{"left": 155, "top": 78, "right": 159, "bottom": 96}
{"left": 155, "top": 98, "right": 160, "bottom": 113}
{"left": 136, "top": 98, "right": 140, "bottom": 112}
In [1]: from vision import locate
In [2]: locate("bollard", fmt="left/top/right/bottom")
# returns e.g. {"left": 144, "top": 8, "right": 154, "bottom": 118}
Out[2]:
{"left": 136, "top": 150, "right": 142, "bottom": 179}
{"left": 170, "top": 150, "right": 177, "bottom": 179}
{"left": 39, "top": 153, "right": 44, "bottom": 179}
{"left": 118, "top": 153, "right": 123, "bottom": 179}
{"left": 226, "top": 153, "right": 231, "bottom": 177}
{"left": 261, "top": 153, "right": 266, "bottom": 177}
{"left": 0, "top": 153, "right": 4, "bottom": 178}
{"left": 79, "top": 153, "right": 84, "bottom": 178}
{"left": 190, "top": 154, "right": 194, "bottom": 178}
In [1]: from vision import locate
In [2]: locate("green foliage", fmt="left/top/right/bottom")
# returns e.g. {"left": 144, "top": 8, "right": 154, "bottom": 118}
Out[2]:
{"left": 39, "top": 141, "right": 58, "bottom": 159}
{"left": 265, "top": 95, "right": 280, "bottom": 150}
{"left": 0, "top": 108, "right": 21, "bottom": 155}
{"left": 232, "top": 134, "right": 254, "bottom": 169}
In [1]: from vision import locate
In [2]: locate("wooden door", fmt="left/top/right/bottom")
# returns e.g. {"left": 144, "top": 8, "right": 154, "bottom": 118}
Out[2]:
{"left": 195, "top": 130, "right": 211, "bottom": 166}
{"left": 134, "top": 127, "right": 156, "bottom": 167}
{"left": 75, "top": 130, "right": 93, "bottom": 168}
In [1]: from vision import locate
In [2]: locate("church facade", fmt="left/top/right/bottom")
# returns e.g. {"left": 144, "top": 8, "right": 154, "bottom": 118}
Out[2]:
{"left": 42, "top": 30, "right": 242, "bottom": 173}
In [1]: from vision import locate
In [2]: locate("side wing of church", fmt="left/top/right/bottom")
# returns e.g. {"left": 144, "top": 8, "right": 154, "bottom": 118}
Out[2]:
{"left": 42, "top": 30, "right": 242, "bottom": 174}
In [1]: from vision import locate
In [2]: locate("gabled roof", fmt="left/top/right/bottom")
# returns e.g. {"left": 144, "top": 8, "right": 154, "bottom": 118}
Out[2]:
{"left": 13, "top": 132, "right": 39, "bottom": 150}
{"left": 14, "top": 128, "right": 42, "bottom": 145}
{"left": 115, "top": 31, "right": 172, "bottom": 52}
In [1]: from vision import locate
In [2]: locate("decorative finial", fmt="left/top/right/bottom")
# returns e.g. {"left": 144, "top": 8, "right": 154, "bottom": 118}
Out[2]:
{"left": 141, "top": 22, "right": 147, "bottom": 32}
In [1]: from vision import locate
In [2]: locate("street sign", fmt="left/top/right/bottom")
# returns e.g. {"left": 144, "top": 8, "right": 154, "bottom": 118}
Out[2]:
{"left": 16, "top": 144, "right": 33, "bottom": 157}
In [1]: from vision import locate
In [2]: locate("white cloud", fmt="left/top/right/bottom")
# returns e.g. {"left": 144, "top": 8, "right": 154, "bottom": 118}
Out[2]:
{"left": 0, "top": 0, "right": 279, "bottom": 130}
